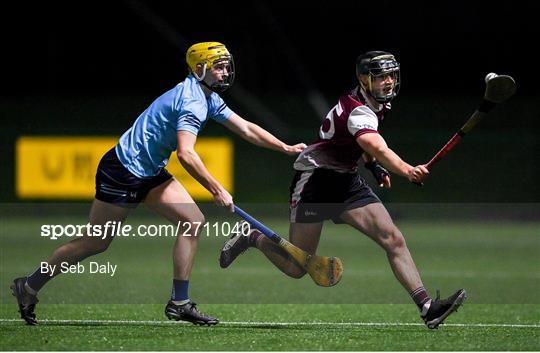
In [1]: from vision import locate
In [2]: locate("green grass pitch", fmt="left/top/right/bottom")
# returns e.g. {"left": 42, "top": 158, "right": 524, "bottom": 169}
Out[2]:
{"left": 1, "top": 213, "right": 539, "bottom": 351}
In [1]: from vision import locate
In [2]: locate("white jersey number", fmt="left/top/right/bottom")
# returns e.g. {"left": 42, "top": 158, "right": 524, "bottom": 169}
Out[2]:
{"left": 319, "top": 102, "right": 343, "bottom": 140}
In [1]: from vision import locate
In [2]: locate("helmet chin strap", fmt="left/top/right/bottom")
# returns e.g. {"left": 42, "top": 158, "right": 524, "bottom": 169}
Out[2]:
{"left": 358, "top": 85, "right": 386, "bottom": 112}
{"left": 363, "top": 75, "right": 394, "bottom": 104}
{"left": 193, "top": 61, "right": 232, "bottom": 94}
{"left": 359, "top": 79, "right": 379, "bottom": 103}
{"left": 193, "top": 65, "right": 217, "bottom": 93}
{"left": 199, "top": 78, "right": 229, "bottom": 94}
{"left": 199, "top": 79, "right": 213, "bottom": 91}
{"left": 192, "top": 63, "right": 207, "bottom": 81}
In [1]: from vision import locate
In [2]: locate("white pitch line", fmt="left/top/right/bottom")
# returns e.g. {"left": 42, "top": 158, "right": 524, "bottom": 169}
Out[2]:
{"left": 0, "top": 318, "right": 538, "bottom": 328}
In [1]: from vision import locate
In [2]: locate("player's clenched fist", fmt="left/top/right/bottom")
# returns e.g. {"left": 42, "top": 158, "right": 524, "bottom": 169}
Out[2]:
{"left": 213, "top": 188, "right": 234, "bottom": 212}
{"left": 407, "top": 165, "right": 430, "bottom": 184}
{"left": 284, "top": 143, "right": 307, "bottom": 155}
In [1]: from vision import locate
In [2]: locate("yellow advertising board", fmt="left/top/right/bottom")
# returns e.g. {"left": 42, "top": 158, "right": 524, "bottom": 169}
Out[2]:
{"left": 16, "top": 136, "right": 233, "bottom": 200}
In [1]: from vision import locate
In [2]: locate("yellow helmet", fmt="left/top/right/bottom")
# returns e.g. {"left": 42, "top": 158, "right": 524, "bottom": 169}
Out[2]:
{"left": 186, "top": 42, "right": 235, "bottom": 92}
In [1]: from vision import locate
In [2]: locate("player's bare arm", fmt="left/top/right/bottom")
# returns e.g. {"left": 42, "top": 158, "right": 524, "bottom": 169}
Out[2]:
{"left": 223, "top": 114, "right": 306, "bottom": 155}
{"left": 356, "top": 132, "right": 428, "bottom": 184}
{"left": 177, "top": 131, "right": 233, "bottom": 210}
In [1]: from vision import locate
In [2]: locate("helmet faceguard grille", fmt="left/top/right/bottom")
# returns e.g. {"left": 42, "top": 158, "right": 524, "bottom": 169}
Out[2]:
{"left": 186, "top": 42, "right": 235, "bottom": 92}
{"left": 356, "top": 51, "right": 401, "bottom": 103}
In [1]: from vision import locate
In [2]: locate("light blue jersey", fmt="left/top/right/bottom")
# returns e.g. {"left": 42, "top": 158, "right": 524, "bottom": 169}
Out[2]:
{"left": 115, "top": 75, "right": 234, "bottom": 178}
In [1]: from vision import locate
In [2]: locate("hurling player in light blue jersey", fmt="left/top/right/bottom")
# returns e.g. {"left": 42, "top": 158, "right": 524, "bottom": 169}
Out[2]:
{"left": 11, "top": 42, "right": 306, "bottom": 326}
{"left": 114, "top": 69, "right": 235, "bottom": 179}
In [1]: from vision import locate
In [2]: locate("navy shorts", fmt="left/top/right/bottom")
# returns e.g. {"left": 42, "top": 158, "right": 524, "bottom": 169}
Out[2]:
{"left": 95, "top": 147, "right": 173, "bottom": 208}
{"left": 289, "top": 168, "right": 381, "bottom": 223}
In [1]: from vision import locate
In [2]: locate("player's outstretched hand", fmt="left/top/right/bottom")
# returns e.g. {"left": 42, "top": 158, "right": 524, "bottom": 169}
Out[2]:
{"left": 408, "top": 164, "right": 429, "bottom": 184}
{"left": 284, "top": 143, "right": 307, "bottom": 156}
{"left": 214, "top": 188, "right": 234, "bottom": 212}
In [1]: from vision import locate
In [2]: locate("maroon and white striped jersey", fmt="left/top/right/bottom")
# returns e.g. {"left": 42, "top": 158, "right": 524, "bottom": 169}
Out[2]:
{"left": 294, "top": 87, "right": 390, "bottom": 172}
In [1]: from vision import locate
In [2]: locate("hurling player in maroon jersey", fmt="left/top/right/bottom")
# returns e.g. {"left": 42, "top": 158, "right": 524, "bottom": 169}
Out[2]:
{"left": 221, "top": 51, "right": 466, "bottom": 329}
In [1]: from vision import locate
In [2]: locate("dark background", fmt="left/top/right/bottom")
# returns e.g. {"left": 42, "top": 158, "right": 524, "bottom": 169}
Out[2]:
{"left": 3, "top": 1, "right": 539, "bottom": 202}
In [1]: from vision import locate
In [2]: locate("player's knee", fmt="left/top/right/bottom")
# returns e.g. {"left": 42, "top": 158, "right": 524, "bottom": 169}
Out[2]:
{"left": 191, "top": 211, "right": 205, "bottom": 227}
{"left": 380, "top": 228, "right": 406, "bottom": 252}
{"left": 179, "top": 214, "right": 206, "bottom": 238}
{"left": 390, "top": 232, "right": 406, "bottom": 250}
{"left": 193, "top": 215, "right": 206, "bottom": 236}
